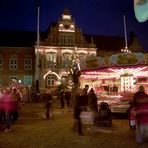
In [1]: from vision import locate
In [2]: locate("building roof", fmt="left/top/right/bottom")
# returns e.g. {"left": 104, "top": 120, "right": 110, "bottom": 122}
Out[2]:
{"left": 0, "top": 30, "right": 36, "bottom": 47}
{"left": 84, "top": 34, "right": 125, "bottom": 51}
{"left": 0, "top": 29, "right": 144, "bottom": 53}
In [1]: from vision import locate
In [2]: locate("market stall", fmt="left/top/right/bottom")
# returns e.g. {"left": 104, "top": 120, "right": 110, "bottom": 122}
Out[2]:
{"left": 80, "top": 64, "right": 148, "bottom": 95}
{"left": 80, "top": 64, "right": 148, "bottom": 114}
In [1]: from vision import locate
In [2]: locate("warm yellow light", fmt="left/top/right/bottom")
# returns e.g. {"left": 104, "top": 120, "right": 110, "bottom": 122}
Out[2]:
{"left": 45, "top": 49, "right": 58, "bottom": 53}
{"left": 59, "top": 29, "right": 75, "bottom": 32}
{"left": 71, "top": 24, "right": 74, "bottom": 28}
{"left": 59, "top": 24, "right": 63, "bottom": 27}
{"left": 43, "top": 71, "right": 60, "bottom": 80}
{"left": 78, "top": 50, "right": 87, "bottom": 54}
{"left": 63, "top": 15, "right": 71, "bottom": 19}
{"left": 61, "top": 49, "right": 73, "bottom": 54}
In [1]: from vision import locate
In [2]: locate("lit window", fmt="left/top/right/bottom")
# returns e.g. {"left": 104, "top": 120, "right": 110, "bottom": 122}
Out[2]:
{"left": 24, "top": 59, "right": 32, "bottom": 70}
{"left": 9, "top": 76, "right": 17, "bottom": 86}
{"left": 24, "top": 76, "right": 32, "bottom": 85}
{"left": 62, "top": 53, "right": 72, "bottom": 68}
{"left": 10, "top": 58, "right": 17, "bottom": 70}
{"left": 47, "top": 53, "right": 57, "bottom": 68}
{"left": 10, "top": 76, "right": 17, "bottom": 80}
{"left": 79, "top": 53, "right": 87, "bottom": 68}
{"left": 59, "top": 35, "right": 74, "bottom": 46}
{"left": 47, "top": 75, "right": 54, "bottom": 86}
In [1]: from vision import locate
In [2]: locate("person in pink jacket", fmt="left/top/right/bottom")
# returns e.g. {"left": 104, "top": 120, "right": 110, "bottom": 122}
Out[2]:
{"left": 2, "top": 87, "right": 14, "bottom": 132}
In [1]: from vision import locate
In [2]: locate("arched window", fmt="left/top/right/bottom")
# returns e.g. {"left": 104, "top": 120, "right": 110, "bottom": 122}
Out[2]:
{"left": 47, "top": 75, "right": 55, "bottom": 86}
{"left": 46, "top": 52, "right": 57, "bottom": 68}
{"left": 62, "top": 52, "right": 72, "bottom": 68}
{"left": 79, "top": 53, "right": 87, "bottom": 69}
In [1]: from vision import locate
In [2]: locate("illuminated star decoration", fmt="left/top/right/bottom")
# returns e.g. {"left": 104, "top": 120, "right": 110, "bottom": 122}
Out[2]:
{"left": 134, "top": 0, "right": 148, "bottom": 22}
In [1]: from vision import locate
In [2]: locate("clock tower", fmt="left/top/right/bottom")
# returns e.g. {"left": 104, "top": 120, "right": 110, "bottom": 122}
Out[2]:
{"left": 59, "top": 8, "right": 75, "bottom": 32}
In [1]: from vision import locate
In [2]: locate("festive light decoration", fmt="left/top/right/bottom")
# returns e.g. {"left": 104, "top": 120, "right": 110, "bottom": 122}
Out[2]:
{"left": 80, "top": 65, "right": 148, "bottom": 92}
{"left": 43, "top": 71, "right": 61, "bottom": 80}
{"left": 70, "top": 47, "right": 81, "bottom": 72}
{"left": 121, "top": 47, "right": 131, "bottom": 53}
{"left": 109, "top": 67, "right": 147, "bottom": 91}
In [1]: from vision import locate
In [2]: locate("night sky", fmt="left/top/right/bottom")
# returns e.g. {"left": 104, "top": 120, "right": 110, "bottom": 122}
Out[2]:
{"left": 0, "top": 0, "right": 148, "bottom": 50}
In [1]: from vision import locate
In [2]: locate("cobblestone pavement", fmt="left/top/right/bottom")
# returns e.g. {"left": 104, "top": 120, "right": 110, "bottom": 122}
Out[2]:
{"left": 0, "top": 102, "right": 148, "bottom": 148}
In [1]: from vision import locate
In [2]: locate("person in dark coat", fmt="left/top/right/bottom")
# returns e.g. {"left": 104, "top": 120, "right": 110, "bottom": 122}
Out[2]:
{"left": 65, "top": 90, "right": 71, "bottom": 107}
{"left": 43, "top": 90, "right": 53, "bottom": 119}
{"left": 132, "top": 85, "right": 148, "bottom": 143}
{"left": 59, "top": 90, "right": 65, "bottom": 109}
{"left": 73, "top": 89, "right": 86, "bottom": 136}
{"left": 88, "top": 88, "right": 98, "bottom": 112}
{"left": 88, "top": 88, "right": 99, "bottom": 125}
{"left": 82, "top": 85, "right": 89, "bottom": 107}
{"left": 11, "top": 87, "right": 21, "bottom": 122}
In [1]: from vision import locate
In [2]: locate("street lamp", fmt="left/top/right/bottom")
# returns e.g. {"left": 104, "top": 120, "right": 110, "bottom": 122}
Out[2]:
{"left": 121, "top": 47, "right": 131, "bottom": 53}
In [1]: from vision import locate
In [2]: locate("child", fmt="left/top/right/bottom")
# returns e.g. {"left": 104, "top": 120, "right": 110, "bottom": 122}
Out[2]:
{"left": 129, "top": 105, "right": 136, "bottom": 131}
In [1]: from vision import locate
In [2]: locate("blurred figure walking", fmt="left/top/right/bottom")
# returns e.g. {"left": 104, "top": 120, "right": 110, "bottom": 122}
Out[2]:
{"left": 73, "top": 89, "right": 86, "bottom": 136}
{"left": 65, "top": 90, "right": 71, "bottom": 107}
{"left": 88, "top": 88, "right": 98, "bottom": 125}
{"left": 59, "top": 90, "right": 65, "bottom": 109}
{"left": 132, "top": 85, "right": 148, "bottom": 144}
{"left": 2, "top": 87, "right": 14, "bottom": 132}
{"left": 83, "top": 85, "right": 89, "bottom": 107}
{"left": 43, "top": 90, "right": 53, "bottom": 119}
{"left": 11, "top": 87, "right": 22, "bottom": 122}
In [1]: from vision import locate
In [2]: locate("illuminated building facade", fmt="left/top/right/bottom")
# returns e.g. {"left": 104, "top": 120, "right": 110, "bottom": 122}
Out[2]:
{"left": 35, "top": 8, "right": 97, "bottom": 89}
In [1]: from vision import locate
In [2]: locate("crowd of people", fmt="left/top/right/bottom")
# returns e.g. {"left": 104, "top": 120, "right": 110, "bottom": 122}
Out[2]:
{"left": 1, "top": 83, "right": 148, "bottom": 144}
{"left": 73, "top": 84, "right": 148, "bottom": 142}
{"left": 43, "top": 84, "right": 98, "bottom": 136}
{"left": 0, "top": 87, "right": 23, "bottom": 132}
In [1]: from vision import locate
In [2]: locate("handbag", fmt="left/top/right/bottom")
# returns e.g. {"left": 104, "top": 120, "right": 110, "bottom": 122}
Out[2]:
{"left": 80, "top": 111, "right": 94, "bottom": 125}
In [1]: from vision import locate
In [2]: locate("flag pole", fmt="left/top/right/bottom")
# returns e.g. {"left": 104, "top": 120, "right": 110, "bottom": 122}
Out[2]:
{"left": 35, "top": 0, "right": 40, "bottom": 92}
{"left": 123, "top": 14, "right": 128, "bottom": 49}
